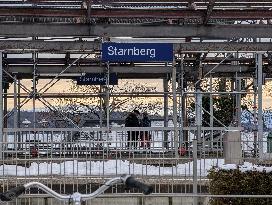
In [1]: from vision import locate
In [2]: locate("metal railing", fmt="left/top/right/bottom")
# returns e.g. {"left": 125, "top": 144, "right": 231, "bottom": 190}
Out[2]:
{"left": 0, "top": 127, "right": 271, "bottom": 198}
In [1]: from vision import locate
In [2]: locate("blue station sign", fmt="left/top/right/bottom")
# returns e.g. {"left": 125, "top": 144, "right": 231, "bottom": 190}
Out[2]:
{"left": 102, "top": 43, "right": 173, "bottom": 62}
{"left": 76, "top": 73, "right": 118, "bottom": 85}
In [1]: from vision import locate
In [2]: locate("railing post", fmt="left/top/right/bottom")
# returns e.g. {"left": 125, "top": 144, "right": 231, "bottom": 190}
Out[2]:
{"left": 193, "top": 139, "right": 198, "bottom": 205}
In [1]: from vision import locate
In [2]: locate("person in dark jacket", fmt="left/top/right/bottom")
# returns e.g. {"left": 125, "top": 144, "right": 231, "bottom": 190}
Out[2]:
{"left": 140, "top": 112, "right": 151, "bottom": 148}
{"left": 125, "top": 109, "right": 140, "bottom": 149}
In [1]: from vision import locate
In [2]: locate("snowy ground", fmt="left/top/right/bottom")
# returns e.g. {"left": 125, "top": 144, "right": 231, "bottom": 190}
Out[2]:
{"left": 218, "top": 161, "right": 272, "bottom": 173}
{"left": 0, "top": 159, "right": 224, "bottom": 177}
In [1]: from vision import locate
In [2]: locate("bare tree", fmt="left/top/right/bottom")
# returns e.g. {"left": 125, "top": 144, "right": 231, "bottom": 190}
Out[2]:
{"left": 54, "top": 80, "right": 163, "bottom": 127}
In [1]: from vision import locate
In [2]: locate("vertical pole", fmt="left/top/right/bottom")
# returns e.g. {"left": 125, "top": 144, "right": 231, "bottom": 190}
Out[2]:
{"left": 33, "top": 52, "right": 37, "bottom": 129}
{"left": 105, "top": 63, "right": 110, "bottom": 131}
{"left": 14, "top": 75, "right": 18, "bottom": 129}
{"left": 194, "top": 60, "right": 202, "bottom": 203}
{"left": 257, "top": 53, "right": 263, "bottom": 158}
{"left": 99, "top": 86, "right": 103, "bottom": 128}
{"left": 196, "top": 87, "right": 202, "bottom": 142}
{"left": 18, "top": 79, "right": 21, "bottom": 128}
{"left": 18, "top": 79, "right": 21, "bottom": 150}
{"left": 196, "top": 59, "right": 203, "bottom": 143}
{"left": 231, "top": 79, "right": 235, "bottom": 121}
{"left": 209, "top": 75, "right": 213, "bottom": 148}
{"left": 105, "top": 62, "right": 110, "bottom": 156}
{"left": 3, "top": 86, "right": 7, "bottom": 129}
{"left": 236, "top": 75, "right": 242, "bottom": 127}
{"left": 179, "top": 55, "right": 184, "bottom": 147}
{"left": 0, "top": 51, "right": 3, "bottom": 159}
{"left": 193, "top": 139, "right": 198, "bottom": 205}
{"left": 182, "top": 92, "right": 187, "bottom": 145}
{"left": 172, "top": 60, "right": 179, "bottom": 158}
{"left": 14, "top": 75, "right": 18, "bottom": 150}
{"left": 163, "top": 77, "right": 169, "bottom": 149}
{"left": 253, "top": 78, "right": 258, "bottom": 157}
{"left": 99, "top": 86, "right": 103, "bottom": 141}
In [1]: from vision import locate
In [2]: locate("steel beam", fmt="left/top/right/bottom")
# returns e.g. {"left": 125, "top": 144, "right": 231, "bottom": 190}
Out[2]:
{"left": 1, "top": 24, "right": 272, "bottom": 39}
{"left": 2, "top": 56, "right": 266, "bottom": 64}
{"left": 5, "top": 65, "right": 252, "bottom": 77}
{"left": 0, "top": 40, "right": 99, "bottom": 52}
{"left": 175, "top": 42, "right": 272, "bottom": 52}
{"left": 1, "top": 7, "right": 272, "bottom": 20}
{"left": 0, "top": 8, "right": 85, "bottom": 17}
{"left": 1, "top": 40, "right": 272, "bottom": 53}
{"left": 90, "top": 9, "right": 272, "bottom": 20}
{"left": 93, "top": 0, "right": 272, "bottom": 2}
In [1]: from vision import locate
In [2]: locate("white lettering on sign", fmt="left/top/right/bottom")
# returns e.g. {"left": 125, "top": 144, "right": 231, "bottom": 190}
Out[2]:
{"left": 107, "top": 46, "right": 156, "bottom": 58}
{"left": 80, "top": 76, "right": 106, "bottom": 82}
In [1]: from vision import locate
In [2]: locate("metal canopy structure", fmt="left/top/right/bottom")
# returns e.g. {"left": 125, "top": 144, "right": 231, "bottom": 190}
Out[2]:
{"left": 0, "top": 0, "right": 272, "bottom": 77}
{"left": 0, "top": 1, "right": 270, "bottom": 140}
{"left": 0, "top": 2, "right": 271, "bottom": 202}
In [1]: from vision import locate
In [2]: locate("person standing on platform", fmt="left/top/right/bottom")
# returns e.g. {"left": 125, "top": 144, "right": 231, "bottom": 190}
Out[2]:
{"left": 140, "top": 112, "right": 151, "bottom": 149}
{"left": 125, "top": 109, "right": 140, "bottom": 149}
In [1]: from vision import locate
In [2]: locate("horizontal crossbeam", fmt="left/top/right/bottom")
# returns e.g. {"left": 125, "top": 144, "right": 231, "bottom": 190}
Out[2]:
{"left": 6, "top": 65, "right": 256, "bottom": 79}
{"left": 1, "top": 40, "right": 272, "bottom": 52}
{"left": 1, "top": 24, "right": 272, "bottom": 39}
{"left": 1, "top": 8, "right": 272, "bottom": 19}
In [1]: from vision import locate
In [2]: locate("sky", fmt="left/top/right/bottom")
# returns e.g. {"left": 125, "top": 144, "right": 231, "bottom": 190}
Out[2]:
{"left": 6, "top": 79, "right": 164, "bottom": 110}
{"left": 6, "top": 79, "right": 272, "bottom": 112}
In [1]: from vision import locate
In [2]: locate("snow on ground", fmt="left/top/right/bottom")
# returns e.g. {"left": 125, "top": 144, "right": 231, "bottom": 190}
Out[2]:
{"left": 218, "top": 161, "right": 272, "bottom": 173}
{"left": 0, "top": 159, "right": 224, "bottom": 177}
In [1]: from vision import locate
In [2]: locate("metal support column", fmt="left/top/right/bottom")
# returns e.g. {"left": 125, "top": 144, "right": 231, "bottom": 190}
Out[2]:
{"left": 0, "top": 51, "right": 3, "bottom": 159}
{"left": 193, "top": 139, "right": 198, "bottom": 205}
{"left": 33, "top": 52, "right": 37, "bottom": 128}
{"left": 172, "top": 61, "right": 179, "bottom": 158}
{"left": 105, "top": 62, "right": 110, "bottom": 155}
{"left": 253, "top": 78, "right": 258, "bottom": 156}
{"left": 18, "top": 79, "right": 21, "bottom": 128}
{"left": 195, "top": 57, "right": 203, "bottom": 143}
{"left": 196, "top": 87, "right": 204, "bottom": 143}
{"left": 105, "top": 62, "right": 110, "bottom": 131}
{"left": 99, "top": 85, "right": 103, "bottom": 128}
{"left": 163, "top": 77, "right": 169, "bottom": 149}
{"left": 3, "top": 86, "right": 7, "bottom": 129}
{"left": 14, "top": 75, "right": 18, "bottom": 150}
{"left": 182, "top": 90, "right": 188, "bottom": 145}
{"left": 209, "top": 75, "right": 213, "bottom": 147}
{"left": 178, "top": 55, "right": 184, "bottom": 147}
{"left": 14, "top": 75, "right": 18, "bottom": 129}
{"left": 196, "top": 87, "right": 202, "bottom": 142}
{"left": 236, "top": 75, "right": 242, "bottom": 127}
{"left": 17, "top": 79, "right": 21, "bottom": 149}
{"left": 256, "top": 53, "right": 264, "bottom": 158}
{"left": 99, "top": 85, "right": 103, "bottom": 141}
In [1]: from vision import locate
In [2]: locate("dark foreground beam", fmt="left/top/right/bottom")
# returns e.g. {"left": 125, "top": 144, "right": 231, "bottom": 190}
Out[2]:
{"left": 1, "top": 24, "right": 272, "bottom": 39}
